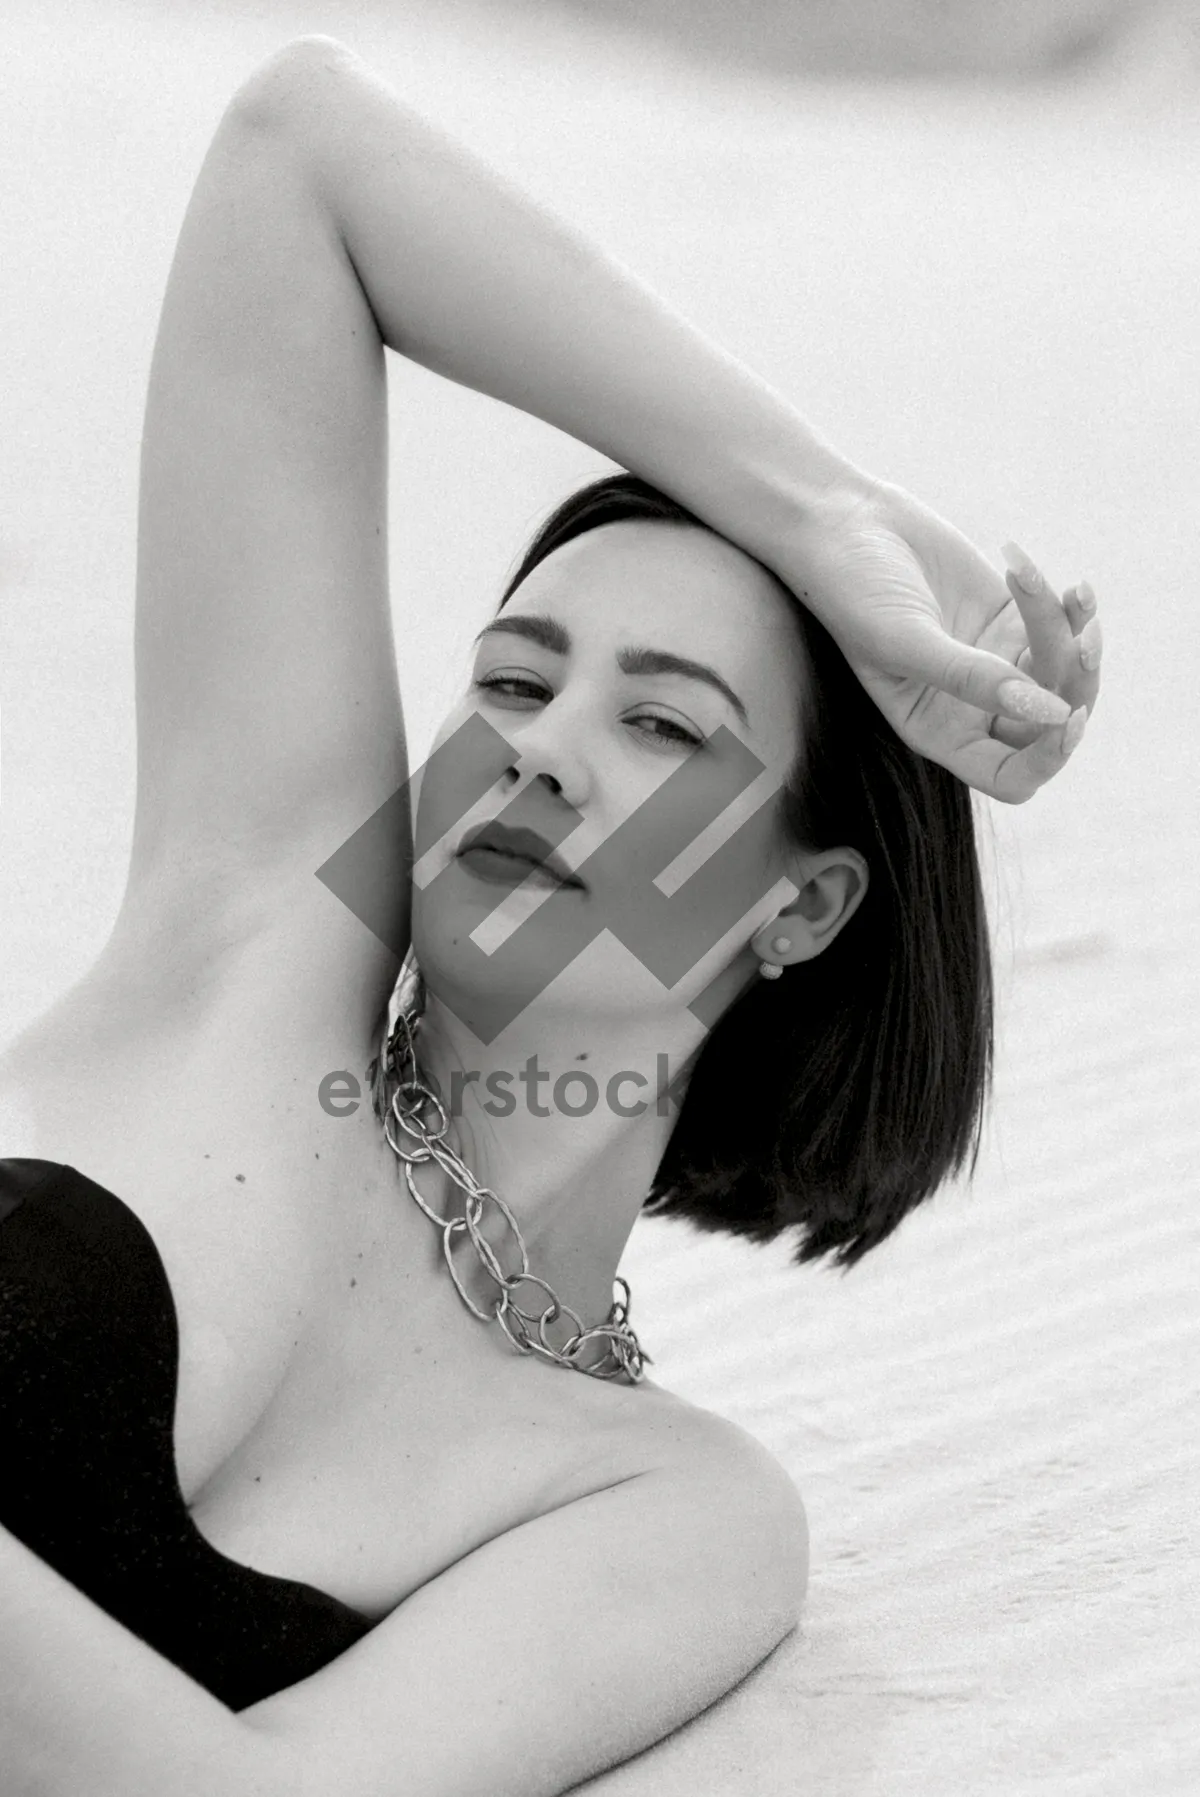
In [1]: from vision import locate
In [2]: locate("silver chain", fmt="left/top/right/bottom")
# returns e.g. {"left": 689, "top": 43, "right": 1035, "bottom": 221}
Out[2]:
{"left": 378, "top": 1001, "right": 651, "bottom": 1384}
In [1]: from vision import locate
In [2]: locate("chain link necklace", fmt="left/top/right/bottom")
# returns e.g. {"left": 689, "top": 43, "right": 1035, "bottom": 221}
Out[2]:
{"left": 377, "top": 1000, "right": 651, "bottom": 1384}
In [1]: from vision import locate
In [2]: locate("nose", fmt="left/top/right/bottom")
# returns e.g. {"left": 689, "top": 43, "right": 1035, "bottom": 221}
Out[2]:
{"left": 501, "top": 697, "right": 592, "bottom": 813}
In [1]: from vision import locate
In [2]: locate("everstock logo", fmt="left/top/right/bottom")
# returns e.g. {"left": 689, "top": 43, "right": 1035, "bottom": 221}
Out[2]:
{"left": 314, "top": 713, "right": 795, "bottom": 1046}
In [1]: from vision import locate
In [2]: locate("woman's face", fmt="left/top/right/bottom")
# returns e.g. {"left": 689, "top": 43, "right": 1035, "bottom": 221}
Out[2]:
{"left": 410, "top": 521, "right": 813, "bottom": 1047}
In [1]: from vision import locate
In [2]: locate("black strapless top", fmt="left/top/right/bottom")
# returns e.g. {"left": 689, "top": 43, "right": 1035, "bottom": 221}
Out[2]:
{"left": 0, "top": 1158, "right": 377, "bottom": 1710}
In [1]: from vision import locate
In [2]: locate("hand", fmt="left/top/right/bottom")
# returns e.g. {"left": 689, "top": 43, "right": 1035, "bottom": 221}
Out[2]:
{"left": 776, "top": 477, "right": 1102, "bottom": 802}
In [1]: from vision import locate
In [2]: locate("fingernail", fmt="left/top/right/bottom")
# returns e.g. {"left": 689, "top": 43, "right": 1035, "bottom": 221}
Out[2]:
{"left": 997, "top": 678, "right": 1072, "bottom": 724}
{"left": 1062, "top": 705, "right": 1088, "bottom": 756}
{"left": 1079, "top": 616, "right": 1103, "bottom": 670}
{"left": 1076, "top": 580, "right": 1097, "bottom": 614}
{"left": 1000, "top": 541, "right": 1041, "bottom": 594}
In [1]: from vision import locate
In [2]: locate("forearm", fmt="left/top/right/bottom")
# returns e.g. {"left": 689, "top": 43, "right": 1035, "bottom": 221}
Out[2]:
{"left": 243, "top": 35, "right": 868, "bottom": 570}
{"left": 0, "top": 1523, "right": 278, "bottom": 1797}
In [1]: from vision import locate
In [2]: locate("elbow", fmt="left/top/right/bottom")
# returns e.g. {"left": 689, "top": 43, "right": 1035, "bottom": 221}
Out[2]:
{"left": 229, "top": 34, "right": 361, "bottom": 139}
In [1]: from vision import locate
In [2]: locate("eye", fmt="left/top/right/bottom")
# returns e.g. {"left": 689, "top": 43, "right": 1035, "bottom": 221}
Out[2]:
{"left": 626, "top": 712, "right": 704, "bottom": 750}
{"left": 473, "top": 676, "right": 703, "bottom": 751}
{"left": 473, "top": 674, "right": 550, "bottom": 706}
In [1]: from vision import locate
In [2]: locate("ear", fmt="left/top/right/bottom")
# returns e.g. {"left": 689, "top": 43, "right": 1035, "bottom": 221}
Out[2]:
{"left": 750, "top": 847, "right": 869, "bottom": 970}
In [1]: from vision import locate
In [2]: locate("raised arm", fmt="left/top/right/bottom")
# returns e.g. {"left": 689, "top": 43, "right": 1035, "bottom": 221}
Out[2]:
{"left": 115, "top": 28, "right": 1089, "bottom": 1018}
{"left": 109, "top": 28, "right": 867, "bottom": 1018}
{"left": 250, "top": 35, "right": 1097, "bottom": 804}
{"left": 248, "top": 35, "right": 860, "bottom": 548}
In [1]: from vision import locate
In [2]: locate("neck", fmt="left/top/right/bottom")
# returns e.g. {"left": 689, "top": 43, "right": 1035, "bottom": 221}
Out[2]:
{"left": 393, "top": 989, "right": 704, "bottom": 1336}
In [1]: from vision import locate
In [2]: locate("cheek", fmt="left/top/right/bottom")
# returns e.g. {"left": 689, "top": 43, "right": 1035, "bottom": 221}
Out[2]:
{"left": 581, "top": 781, "right": 788, "bottom": 997}
{"left": 608, "top": 737, "right": 788, "bottom": 894}
{"left": 412, "top": 704, "right": 515, "bottom": 858}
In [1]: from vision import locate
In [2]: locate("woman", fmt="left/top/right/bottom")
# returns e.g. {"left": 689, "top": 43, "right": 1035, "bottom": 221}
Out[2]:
{"left": 0, "top": 34, "right": 1101, "bottom": 1797}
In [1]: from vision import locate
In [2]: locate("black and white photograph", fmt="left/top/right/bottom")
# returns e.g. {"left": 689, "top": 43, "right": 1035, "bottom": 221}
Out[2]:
{"left": 1, "top": 3, "right": 1195, "bottom": 1792}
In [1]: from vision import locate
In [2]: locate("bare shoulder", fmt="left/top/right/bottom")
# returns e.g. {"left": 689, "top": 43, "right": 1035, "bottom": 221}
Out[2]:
{"left": 676, "top": 1398, "right": 807, "bottom": 1525}
{"left": 621, "top": 1380, "right": 809, "bottom": 1591}
{"left": 243, "top": 1382, "right": 809, "bottom": 1797}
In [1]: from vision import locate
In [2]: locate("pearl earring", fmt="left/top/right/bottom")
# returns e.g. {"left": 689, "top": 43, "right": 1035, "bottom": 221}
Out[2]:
{"left": 759, "top": 935, "right": 791, "bottom": 981}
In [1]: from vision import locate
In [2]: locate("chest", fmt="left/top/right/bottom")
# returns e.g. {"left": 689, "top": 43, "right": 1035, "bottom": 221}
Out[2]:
{"left": 174, "top": 1190, "right": 648, "bottom": 1621}
{"left": 0, "top": 1039, "right": 664, "bottom": 1622}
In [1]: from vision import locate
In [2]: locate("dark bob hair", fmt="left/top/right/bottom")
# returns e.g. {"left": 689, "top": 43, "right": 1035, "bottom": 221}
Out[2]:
{"left": 380, "top": 471, "right": 994, "bottom": 1273}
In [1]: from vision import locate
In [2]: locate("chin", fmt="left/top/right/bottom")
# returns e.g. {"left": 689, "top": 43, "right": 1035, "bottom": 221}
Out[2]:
{"left": 413, "top": 910, "right": 641, "bottom": 1047}
{"left": 409, "top": 906, "right": 558, "bottom": 1048}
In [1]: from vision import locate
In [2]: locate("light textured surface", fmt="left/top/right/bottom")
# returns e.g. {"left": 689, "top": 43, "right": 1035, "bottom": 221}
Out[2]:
{"left": 1, "top": 4, "right": 1196, "bottom": 1792}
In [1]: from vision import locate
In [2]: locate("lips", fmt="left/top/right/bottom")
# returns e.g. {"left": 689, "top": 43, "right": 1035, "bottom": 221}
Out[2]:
{"left": 456, "top": 822, "right": 584, "bottom": 889}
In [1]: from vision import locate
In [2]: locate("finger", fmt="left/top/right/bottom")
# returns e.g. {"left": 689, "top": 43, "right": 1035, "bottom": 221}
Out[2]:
{"left": 1047, "top": 604, "right": 1102, "bottom": 729}
{"left": 997, "top": 705, "right": 1089, "bottom": 802}
{"left": 1077, "top": 612, "right": 1103, "bottom": 674}
{"left": 993, "top": 624, "right": 1099, "bottom": 746}
{"left": 979, "top": 590, "right": 1033, "bottom": 668}
{"left": 885, "top": 615, "right": 1073, "bottom": 726}
{"left": 988, "top": 652, "right": 1042, "bottom": 745}
{"left": 950, "top": 706, "right": 1089, "bottom": 803}
{"left": 998, "top": 548, "right": 1104, "bottom": 723}
{"left": 1000, "top": 548, "right": 1073, "bottom": 683}
{"left": 1062, "top": 579, "right": 1097, "bottom": 638}
{"left": 995, "top": 598, "right": 1100, "bottom": 740}
{"left": 989, "top": 710, "right": 1039, "bottom": 749}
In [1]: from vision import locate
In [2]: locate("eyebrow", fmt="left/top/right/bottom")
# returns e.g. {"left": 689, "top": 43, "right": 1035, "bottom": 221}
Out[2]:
{"left": 473, "top": 613, "right": 750, "bottom": 729}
